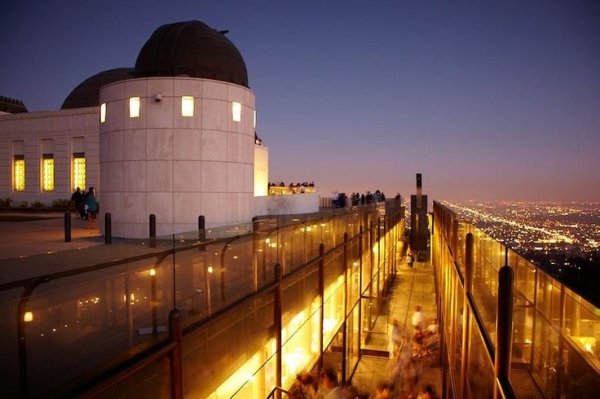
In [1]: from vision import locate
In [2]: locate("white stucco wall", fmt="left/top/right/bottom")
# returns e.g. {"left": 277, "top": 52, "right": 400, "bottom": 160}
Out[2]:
{"left": 253, "top": 192, "right": 320, "bottom": 217}
{"left": 254, "top": 144, "right": 269, "bottom": 196}
{"left": 0, "top": 108, "right": 99, "bottom": 205}
{"left": 99, "top": 77, "right": 256, "bottom": 238}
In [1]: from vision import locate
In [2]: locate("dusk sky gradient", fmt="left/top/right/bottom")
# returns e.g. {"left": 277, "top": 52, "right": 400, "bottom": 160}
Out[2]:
{"left": 2, "top": 0, "right": 599, "bottom": 202}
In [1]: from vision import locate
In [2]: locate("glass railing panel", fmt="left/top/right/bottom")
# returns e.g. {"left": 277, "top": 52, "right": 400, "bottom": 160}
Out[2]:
{"left": 14, "top": 257, "right": 173, "bottom": 397}
{"left": 93, "top": 356, "right": 171, "bottom": 399}
{"left": 281, "top": 262, "right": 319, "bottom": 327}
{"left": 347, "top": 244, "right": 361, "bottom": 309}
{"left": 323, "top": 248, "right": 343, "bottom": 288}
{"left": 184, "top": 293, "right": 274, "bottom": 398}
{"left": 466, "top": 314, "right": 495, "bottom": 399}
{"left": 280, "top": 300, "right": 321, "bottom": 389}
{"left": 560, "top": 334, "right": 600, "bottom": 398}
{"left": 323, "top": 270, "right": 345, "bottom": 346}
{"left": 453, "top": 271, "right": 465, "bottom": 383}
{"left": 511, "top": 249, "right": 536, "bottom": 304}
{"left": 535, "top": 273, "right": 562, "bottom": 327}
{"left": 290, "top": 227, "right": 306, "bottom": 269}
{"left": 471, "top": 233, "right": 498, "bottom": 348}
{"left": 0, "top": 288, "right": 22, "bottom": 397}
{"left": 345, "top": 304, "right": 360, "bottom": 382}
{"left": 531, "top": 305, "right": 561, "bottom": 398}
{"left": 562, "top": 289, "right": 600, "bottom": 369}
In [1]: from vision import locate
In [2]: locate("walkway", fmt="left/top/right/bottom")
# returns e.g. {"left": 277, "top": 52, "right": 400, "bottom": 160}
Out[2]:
{"left": 351, "top": 256, "right": 442, "bottom": 398}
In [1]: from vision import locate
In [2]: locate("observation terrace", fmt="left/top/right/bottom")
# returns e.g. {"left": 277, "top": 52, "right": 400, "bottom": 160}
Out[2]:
{"left": 0, "top": 199, "right": 599, "bottom": 398}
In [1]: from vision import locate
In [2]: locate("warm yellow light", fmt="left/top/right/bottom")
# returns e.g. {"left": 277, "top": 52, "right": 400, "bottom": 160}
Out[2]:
{"left": 73, "top": 155, "right": 86, "bottom": 190}
{"left": 149, "top": 268, "right": 156, "bottom": 276}
{"left": 181, "top": 96, "right": 194, "bottom": 117}
{"left": 100, "top": 103, "right": 106, "bottom": 123}
{"left": 208, "top": 266, "right": 214, "bottom": 273}
{"left": 232, "top": 101, "right": 241, "bottom": 122}
{"left": 42, "top": 156, "right": 55, "bottom": 192}
{"left": 129, "top": 97, "right": 140, "bottom": 118}
{"left": 23, "top": 312, "right": 33, "bottom": 322}
{"left": 14, "top": 157, "right": 25, "bottom": 191}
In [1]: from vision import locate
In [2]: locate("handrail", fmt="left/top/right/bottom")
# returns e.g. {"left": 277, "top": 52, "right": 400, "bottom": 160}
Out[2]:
{"left": 266, "top": 386, "right": 291, "bottom": 399}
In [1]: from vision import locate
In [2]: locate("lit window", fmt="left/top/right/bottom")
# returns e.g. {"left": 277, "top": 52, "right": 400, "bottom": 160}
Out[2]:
{"left": 181, "top": 96, "right": 194, "bottom": 117}
{"left": 14, "top": 155, "right": 25, "bottom": 192}
{"left": 253, "top": 109, "right": 257, "bottom": 128}
{"left": 129, "top": 97, "right": 140, "bottom": 118}
{"left": 73, "top": 152, "right": 86, "bottom": 190}
{"left": 42, "top": 154, "right": 55, "bottom": 192}
{"left": 100, "top": 103, "right": 106, "bottom": 123}
{"left": 232, "top": 101, "right": 241, "bottom": 122}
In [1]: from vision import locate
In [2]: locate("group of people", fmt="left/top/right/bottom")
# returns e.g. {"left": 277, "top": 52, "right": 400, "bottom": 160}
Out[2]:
{"left": 70, "top": 186, "right": 98, "bottom": 228}
{"left": 332, "top": 190, "right": 399, "bottom": 209}
{"left": 288, "top": 369, "right": 360, "bottom": 399}
{"left": 384, "top": 305, "right": 440, "bottom": 398}
{"left": 374, "top": 382, "right": 438, "bottom": 399}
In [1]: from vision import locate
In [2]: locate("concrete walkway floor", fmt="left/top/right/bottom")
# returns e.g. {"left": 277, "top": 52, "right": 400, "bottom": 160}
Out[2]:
{"left": 351, "top": 258, "right": 442, "bottom": 398}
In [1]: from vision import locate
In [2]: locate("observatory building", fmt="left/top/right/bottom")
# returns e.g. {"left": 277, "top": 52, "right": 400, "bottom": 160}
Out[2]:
{"left": 0, "top": 21, "right": 279, "bottom": 237}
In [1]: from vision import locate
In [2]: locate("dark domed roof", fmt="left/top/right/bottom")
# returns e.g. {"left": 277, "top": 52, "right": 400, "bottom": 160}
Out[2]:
{"left": 134, "top": 21, "right": 248, "bottom": 87}
{"left": 61, "top": 68, "right": 134, "bottom": 109}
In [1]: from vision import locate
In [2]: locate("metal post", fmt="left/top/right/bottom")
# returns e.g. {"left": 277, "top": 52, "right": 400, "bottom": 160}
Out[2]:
{"left": 64, "top": 211, "right": 71, "bottom": 242}
{"left": 151, "top": 270, "right": 157, "bottom": 335}
{"left": 252, "top": 217, "right": 259, "bottom": 291}
{"left": 318, "top": 243, "right": 325, "bottom": 371}
{"left": 341, "top": 232, "right": 348, "bottom": 384}
{"left": 149, "top": 214, "right": 156, "bottom": 248}
{"left": 274, "top": 264, "right": 283, "bottom": 398}
{"left": 105, "top": 213, "right": 112, "bottom": 244}
{"left": 452, "top": 219, "right": 459, "bottom": 257}
{"left": 461, "top": 232, "right": 474, "bottom": 399}
{"left": 358, "top": 226, "right": 363, "bottom": 359}
{"left": 495, "top": 264, "right": 514, "bottom": 399}
{"left": 198, "top": 215, "right": 205, "bottom": 241}
{"left": 169, "top": 309, "right": 184, "bottom": 399}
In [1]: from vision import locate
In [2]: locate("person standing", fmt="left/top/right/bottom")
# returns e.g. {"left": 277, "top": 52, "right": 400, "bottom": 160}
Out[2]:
{"left": 71, "top": 187, "right": 85, "bottom": 219}
{"left": 84, "top": 187, "right": 98, "bottom": 229}
{"left": 389, "top": 319, "right": 402, "bottom": 359}
{"left": 411, "top": 305, "right": 424, "bottom": 330}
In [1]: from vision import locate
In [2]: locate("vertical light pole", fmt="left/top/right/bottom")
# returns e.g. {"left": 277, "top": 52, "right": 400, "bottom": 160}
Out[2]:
{"left": 150, "top": 268, "right": 158, "bottom": 335}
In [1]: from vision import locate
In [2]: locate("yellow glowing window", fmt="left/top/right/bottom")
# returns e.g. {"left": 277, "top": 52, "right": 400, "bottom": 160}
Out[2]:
{"left": 42, "top": 154, "right": 55, "bottom": 192}
{"left": 100, "top": 103, "right": 106, "bottom": 123}
{"left": 129, "top": 97, "right": 140, "bottom": 118}
{"left": 181, "top": 96, "right": 194, "bottom": 117}
{"left": 232, "top": 101, "right": 241, "bottom": 122}
{"left": 14, "top": 155, "right": 25, "bottom": 191}
{"left": 73, "top": 153, "right": 86, "bottom": 190}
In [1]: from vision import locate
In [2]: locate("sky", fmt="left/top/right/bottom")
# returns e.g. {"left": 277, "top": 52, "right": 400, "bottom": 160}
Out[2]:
{"left": 1, "top": 0, "right": 599, "bottom": 202}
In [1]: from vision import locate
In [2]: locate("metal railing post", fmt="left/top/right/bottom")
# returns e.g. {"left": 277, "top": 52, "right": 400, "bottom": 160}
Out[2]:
{"left": 274, "top": 264, "right": 283, "bottom": 399}
{"left": 198, "top": 215, "right": 205, "bottom": 241}
{"left": 318, "top": 243, "right": 325, "bottom": 371}
{"left": 169, "top": 309, "right": 184, "bottom": 399}
{"left": 104, "top": 213, "right": 112, "bottom": 244}
{"left": 461, "top": 232, "right": 474, "bottom": 399}
{"left": 341, "top": 232, "right": 348, "bottom": 384}
{"left": 494, "top": 262, "right": 514, "bottom": 399}
{"left": 64, "top": 211, "right": 71, "bottom": 242}
{"left": 149, "top": 214, "right": 156, "bottom": 248}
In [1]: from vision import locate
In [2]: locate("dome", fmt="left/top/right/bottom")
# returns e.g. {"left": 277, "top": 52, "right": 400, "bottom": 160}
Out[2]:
{"left": 61, "top": 68, "right": 134, "bottom": 109}
{"left": 134, "top": 21, "right": 248, "bottom": 87}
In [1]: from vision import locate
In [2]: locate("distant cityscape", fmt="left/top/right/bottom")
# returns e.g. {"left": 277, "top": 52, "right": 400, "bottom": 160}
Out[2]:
{"left": 445, "top": 200, "right": 600, "bottom": 305}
